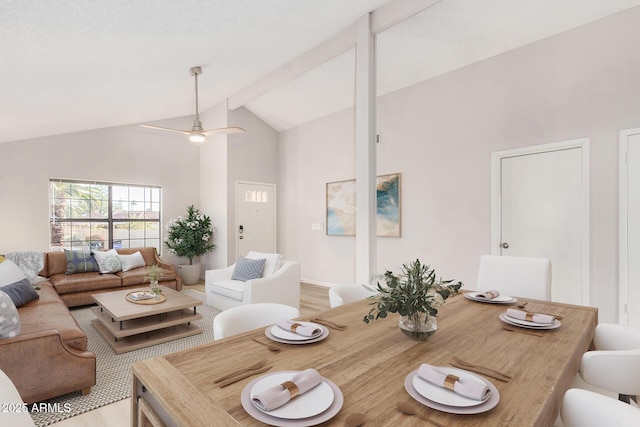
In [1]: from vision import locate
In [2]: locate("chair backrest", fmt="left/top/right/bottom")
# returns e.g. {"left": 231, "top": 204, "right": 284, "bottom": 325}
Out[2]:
{"left": 580, "top": 348, "right": 640, "bottom": 396}
{"left": 213, "top": 303, "right": 300, "bottom": 340}
{"left": 476, "top": 255, "right": 551, "bottom": 300}
{"left": 328, "top": 284, "right": 377, "bottom": 308}
{"left": 0, "top": 369, "right": 36, "bottom": 427}
{"left": 593, "top": 323, "right": 640, "bottom": 351}
{"left": 561, "top": 388, "right": 640, "bottom": 427}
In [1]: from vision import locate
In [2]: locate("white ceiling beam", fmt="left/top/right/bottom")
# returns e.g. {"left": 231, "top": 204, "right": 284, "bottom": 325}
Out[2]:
{"left": 228, "top": 25, "right": 356, "bottom": 110}
{"left": 228, "top": 0, "right": 440, "bottom": 110}
{"left": 371, "top": 0, "right": 442, "bottom": 34}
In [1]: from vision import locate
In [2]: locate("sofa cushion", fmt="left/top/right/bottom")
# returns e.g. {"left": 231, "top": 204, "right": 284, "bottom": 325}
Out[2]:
{"left": 0, "top": 291, "right": 21, "bottom": 338}
{"left": 64, "top": 249, "right": 99, "bottom": 274}
{"left": 18, "top": 302, "right": 87, "bottom": 351}
{"left": 116, "top": 247, "right": 157, "bottom": 266}
{"left": 20, "top": 282, "right": 61, "bottom": 306}
{"left": 231, "top": 256, "right": 265, "bottom": 281}
{"left": 208, "top": 280, "right": 245, "bottom": 301}
{"left": 49, "top": 272, "right": 121, "bottom": 295}
{"left": 0, "top": 278, "right": 39, "bottom": 307}
{"left": 118, "top": 251, "right": 146, "bottom": 272}
{"left": 246, "top": 251, "right": 282, "bottom": 277}
{"left": 0, "top": 259, "right": 27, "bottom": 286}
{"left": 92, "top": 249, "right": 122, "bottom": 273}
{"left": 117, "top": 265, "right": 177, "bottom": 286}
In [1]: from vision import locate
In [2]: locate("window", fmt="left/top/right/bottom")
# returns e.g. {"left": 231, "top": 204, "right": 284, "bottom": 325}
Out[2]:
{"left": 49, "top": 180, "right": 161, "bottom": 252}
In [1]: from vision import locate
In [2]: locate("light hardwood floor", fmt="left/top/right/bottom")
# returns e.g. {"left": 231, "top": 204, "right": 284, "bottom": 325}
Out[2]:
{"left": 48, "top": 283, "right": 330, "bottom": 427}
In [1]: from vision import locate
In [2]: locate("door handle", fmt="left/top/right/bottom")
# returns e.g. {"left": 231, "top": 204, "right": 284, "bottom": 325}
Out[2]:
{"left": 501, "top": 242, "right": 509, "bottom": 249}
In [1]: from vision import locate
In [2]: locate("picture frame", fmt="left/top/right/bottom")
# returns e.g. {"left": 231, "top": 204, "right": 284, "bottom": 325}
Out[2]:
{"left": 326, "top": 173, "right": 401, "bottom": 237}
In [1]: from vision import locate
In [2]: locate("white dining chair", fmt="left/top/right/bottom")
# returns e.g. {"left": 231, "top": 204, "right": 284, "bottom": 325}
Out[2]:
{"left": 328, "top": 284, "right": 377, "bottom": 308}
{"left": 476, "top": 255, "right": 551, "bottom": 300}
{"left": 561, "top": 388, "right": 640, "bottom": 427}
{"left": 577, "top": 323, "right": 640, "bottom": 404}
{"left": 213, "top": 303, "right": 300, "bottom": 340}
{"left": 0, "top": 369, "right": 36, "bottom": 427}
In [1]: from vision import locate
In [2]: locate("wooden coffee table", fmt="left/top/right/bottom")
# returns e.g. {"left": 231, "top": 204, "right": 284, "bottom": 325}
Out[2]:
{"left": 91, "top": 286, "right": 203, "bottom": 354}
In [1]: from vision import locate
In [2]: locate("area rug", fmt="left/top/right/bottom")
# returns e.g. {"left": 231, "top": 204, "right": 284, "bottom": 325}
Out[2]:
{"left": 30, "top": 290, "right": 219, "bottom": 427}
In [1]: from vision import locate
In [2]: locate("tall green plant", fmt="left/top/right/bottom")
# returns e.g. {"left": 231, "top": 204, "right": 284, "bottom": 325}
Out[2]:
{"left": 363, "top": 259, "right": 463, "bottom": 325}
{"left": 164, "top": 205, "right": 215, "bottom": 264}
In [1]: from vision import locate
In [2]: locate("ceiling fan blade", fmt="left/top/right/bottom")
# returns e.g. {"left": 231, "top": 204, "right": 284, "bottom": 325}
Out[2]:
{"left": 202, "top": 126, "right": 246, "bottom": 136}
{"left": 141, "top": 124, "right": 191, "bottom": 135}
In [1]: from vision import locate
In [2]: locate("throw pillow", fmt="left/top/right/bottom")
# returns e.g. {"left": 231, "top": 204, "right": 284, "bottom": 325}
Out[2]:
{"left": 64, "top": 249, "right": 100, "bottom": 274}
{"left": 0, "top": 255, "right": 4, "bottom": 263}
{"left": 231, "top": 256, "right": 266, "bottom": 282}
{"left": 0, "top": 259, "right": 27, "bottom": 287}
{"left": 92, "top": 249, "right": 122, "bottom": 273}
{"left": 118, "top": 251, "right": 146, "bottom": 272}
{"left": 246, "top": 251, "right": 283, "bottom": 277}
{"left": 0, "top": 290, "right": 21, "bottom": 339}
{"left": 0, "top": 278, "right": 39, "bottom": 307}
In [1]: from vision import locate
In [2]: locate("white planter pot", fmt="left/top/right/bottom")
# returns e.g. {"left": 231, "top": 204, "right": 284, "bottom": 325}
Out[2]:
{"left": 177, "top": 263, "right": 202, "bottom": 285}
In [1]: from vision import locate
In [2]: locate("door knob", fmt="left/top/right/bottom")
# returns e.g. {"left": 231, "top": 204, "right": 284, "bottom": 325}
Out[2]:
{"left": 501, "top": 242, "right": 509, "bottom": 249}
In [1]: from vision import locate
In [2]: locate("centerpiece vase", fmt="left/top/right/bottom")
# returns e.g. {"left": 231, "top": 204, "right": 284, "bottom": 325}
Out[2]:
{"left": 399, "top": 312, "right": 438, "bottom": 341}
{"left": 150, "top": 280, "right": 161, "bottom": 300}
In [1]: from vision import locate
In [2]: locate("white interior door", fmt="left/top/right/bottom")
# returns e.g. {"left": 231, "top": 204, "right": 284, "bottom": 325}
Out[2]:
{"left": 492, "top": 139, "right": 590, "bottom": 305}
{"left": 236, "top": 182, "right": 276, "bottom": 257}
{"left": 620, "top": 128, "right": 640, "bottom": 327}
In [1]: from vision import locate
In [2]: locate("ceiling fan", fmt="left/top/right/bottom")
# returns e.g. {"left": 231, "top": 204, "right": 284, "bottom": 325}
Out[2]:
{"left": 142, "top": 66, "right": 245, "bottom": 144}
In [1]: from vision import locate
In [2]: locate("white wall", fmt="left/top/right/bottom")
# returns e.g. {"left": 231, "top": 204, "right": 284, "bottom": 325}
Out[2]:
{"left": 0, "top": 121, "right": 200, "bottom": 263}
{"left": 278, "top": 6, "right": 640, "bottom": 323}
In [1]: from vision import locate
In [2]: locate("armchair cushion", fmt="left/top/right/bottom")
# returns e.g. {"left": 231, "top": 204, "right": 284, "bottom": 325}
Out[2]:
{"left": 231, "top": 256, "right": 266, "bottom": 281}
{"left": 246, "top": 251, "right": 282, "bottom": 277}
{"left": 208, "top": 280, "right": 245, "bottom": 301}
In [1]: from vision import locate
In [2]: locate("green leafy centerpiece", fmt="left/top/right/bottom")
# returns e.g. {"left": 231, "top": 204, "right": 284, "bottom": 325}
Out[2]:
{"left": 144, "top": 264, "right": 163, "bottom": 299}
{"left": 363, "top": 259, "right": 463, "bottom": 340}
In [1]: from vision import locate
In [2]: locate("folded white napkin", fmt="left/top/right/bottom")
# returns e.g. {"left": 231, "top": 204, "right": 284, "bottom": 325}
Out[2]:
{"left": 417, "top": 364, "right": 490, "bottom": 401}
{"left": 506, "top": 308, "right": 554, "bottom": 324}
{"left": 276, "top": 319, "right": 322, "bottom": 337}
{"left": 251, "top": 369, "right": 323, "bottom": 411}
{"left": 476, "top": 289, "right": 500, "bottom": 299}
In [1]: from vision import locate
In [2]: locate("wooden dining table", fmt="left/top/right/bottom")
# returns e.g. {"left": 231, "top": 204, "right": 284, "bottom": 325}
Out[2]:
{"left": 131, "top": 292, "right": 597, "bottom": 426}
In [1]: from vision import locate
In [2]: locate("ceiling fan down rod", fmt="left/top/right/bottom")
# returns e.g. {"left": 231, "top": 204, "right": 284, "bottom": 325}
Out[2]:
{"left": 189, "top": 66, "right": 203, "bottom": 131}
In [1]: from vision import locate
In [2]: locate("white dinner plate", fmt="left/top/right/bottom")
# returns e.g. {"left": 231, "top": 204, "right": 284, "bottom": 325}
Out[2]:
{"left": 464, "top": 292, "right": 517, "bottom": 304}
{"left": 270, "top": 322, "right": 324, "bottom": 341}
{"left": 411, "top": 367, "right": 490, "bottom": 407}
{"left": 405, "top": 369, "right": 500, "bottom": 415}
{"left": 241, "top": 371, "right": 344, "bottom": 426}
{"left": 499, "top": 313, "right": 561, "bottom": 330}
{"left": 265, "top": 325, "right": 329, "bottom": 344}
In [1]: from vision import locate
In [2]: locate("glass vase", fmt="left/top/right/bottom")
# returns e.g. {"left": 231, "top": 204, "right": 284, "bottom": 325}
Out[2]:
{"left": 150, "top": 281, "right": 161, "bottom": 300}
{"left": 399, "top": 312, "right": 437, "bottom": 341}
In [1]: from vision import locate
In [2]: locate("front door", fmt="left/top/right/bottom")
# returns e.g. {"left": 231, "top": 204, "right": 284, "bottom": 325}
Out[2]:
{"left": 492, "top": 139, "right": 590, "bottom": 305}
{"left": 236, "top": 181, "right": 276, "bottom": 257}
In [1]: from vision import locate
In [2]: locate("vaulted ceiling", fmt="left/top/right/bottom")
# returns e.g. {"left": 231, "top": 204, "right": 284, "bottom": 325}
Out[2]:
{"left": 2, "top": 0, "right": 639, "bottom": 144}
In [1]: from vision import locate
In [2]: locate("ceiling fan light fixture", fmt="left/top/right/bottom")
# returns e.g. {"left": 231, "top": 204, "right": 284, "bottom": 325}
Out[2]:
{"left": 189, "top": 134, "right": 206, "bottom": 144}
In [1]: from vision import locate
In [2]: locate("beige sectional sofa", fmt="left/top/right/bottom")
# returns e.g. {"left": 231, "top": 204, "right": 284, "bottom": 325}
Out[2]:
{"left": 42, "top": 247, "right": 182, "bottom": 307}
{"left": 0, "top": 247, "right": 182, "bottom": 404}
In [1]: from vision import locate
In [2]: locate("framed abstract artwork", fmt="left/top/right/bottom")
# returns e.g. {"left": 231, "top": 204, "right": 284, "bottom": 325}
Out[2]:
{"left": 326, "top": 173, "right": 401, "bottom": 237}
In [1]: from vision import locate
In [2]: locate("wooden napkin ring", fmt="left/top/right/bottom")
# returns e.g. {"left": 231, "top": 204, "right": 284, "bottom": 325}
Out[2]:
{"left": 290, "top": 322, "right": 302, "bottom": 332}
{"left": 525, "top": 313, "right": 535, "bottom": 321}
{"left": 281, "top": 381, "right": 299, "bottom": 399}
{"left": 444, "top": 374, "right": 459, "bottom": 391}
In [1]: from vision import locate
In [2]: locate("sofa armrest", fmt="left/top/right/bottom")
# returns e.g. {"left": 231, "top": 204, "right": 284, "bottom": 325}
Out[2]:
{"left": 153, "top": 250, "right": 183, "bottom": 291}
{"left": 244, "top": 261, "right": 301, "bottom": 309}
{"left": 0, "top": 329, "right": 96, "bottom": 404}
{"left": 206, "top": 264, "right": 236, "bottom": 283}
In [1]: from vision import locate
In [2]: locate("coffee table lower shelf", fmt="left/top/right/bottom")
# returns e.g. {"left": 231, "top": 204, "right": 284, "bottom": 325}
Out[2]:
{"left": 91, "top": 308, "right": 203, "bottom": 354}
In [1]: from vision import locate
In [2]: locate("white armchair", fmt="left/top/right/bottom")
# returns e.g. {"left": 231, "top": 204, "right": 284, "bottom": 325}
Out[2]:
{"left": 205, "top": 254, "right": 300, "bottom": 311}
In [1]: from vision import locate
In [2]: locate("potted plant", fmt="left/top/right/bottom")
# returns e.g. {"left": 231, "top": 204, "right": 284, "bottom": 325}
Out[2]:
{"left": 164, "top": 205, "right": 215, "bottom": 285}
{"left": 363, "top": 259, "right": 463, "bottom": 340}
{"left": 144, "top": 264, "right": 163, "bottom": 299}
